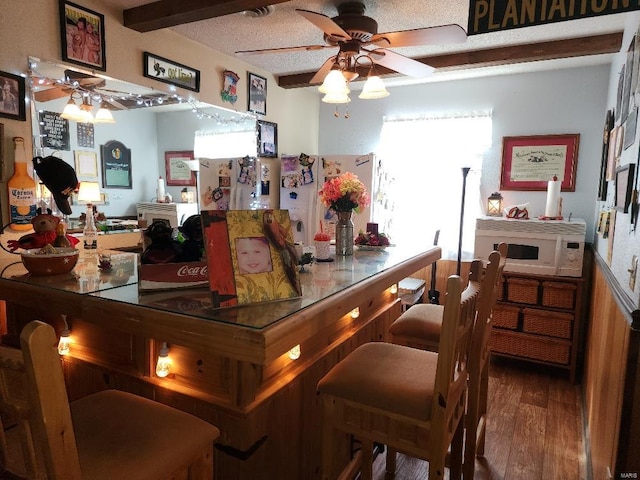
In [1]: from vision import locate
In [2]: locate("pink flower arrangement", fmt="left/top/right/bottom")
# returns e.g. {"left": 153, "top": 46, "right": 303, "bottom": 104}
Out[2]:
{"left": 318, "top": 172, "right": 370, "bottom": 213}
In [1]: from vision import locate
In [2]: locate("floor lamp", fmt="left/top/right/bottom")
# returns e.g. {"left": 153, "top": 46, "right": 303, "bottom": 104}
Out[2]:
{"left": 457, "top": 167, "right": 471, "bottom": 276}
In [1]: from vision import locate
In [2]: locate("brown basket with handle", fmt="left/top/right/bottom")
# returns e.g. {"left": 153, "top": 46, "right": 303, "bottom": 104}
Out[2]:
{"left": 522, "top": 308, "right": 573, "bottom": 339}
{"left": 541, "top": 281, "right": 576, "bottom": 309}
{"left": 490, "top": 329, "right": 571, "bottom": 365}
{"left": 506, "top": 278, "right": 539, "bottom": 304}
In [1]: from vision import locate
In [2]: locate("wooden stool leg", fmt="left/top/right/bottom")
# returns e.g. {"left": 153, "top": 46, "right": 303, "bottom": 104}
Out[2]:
{"left": 386, "top": 446, "right": 397, "bottom": 476}
{"left": 476, "top": 362, "right": 490, "bottom": 457}
{"left": 360, "top": 438, "right": 374, "bottom": 480}
{"left": 450, "top": 419, "right": 464, "bottom": 480}
{"left": 322, "top": 399, "right": 337, "bottom": 480}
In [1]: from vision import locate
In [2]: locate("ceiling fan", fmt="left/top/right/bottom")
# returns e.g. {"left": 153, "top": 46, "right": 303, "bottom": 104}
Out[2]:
{"left": 236, "top": 1, "right": 467, "bottom": 84}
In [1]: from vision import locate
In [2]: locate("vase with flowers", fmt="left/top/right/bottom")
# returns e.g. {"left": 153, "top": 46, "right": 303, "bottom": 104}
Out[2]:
{"left": 318, "top": 172, "right": 370, "bottom": 256}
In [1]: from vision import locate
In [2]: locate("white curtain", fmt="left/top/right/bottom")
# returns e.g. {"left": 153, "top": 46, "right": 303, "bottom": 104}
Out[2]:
{"left": 194, "top": 127, "right": 257, "bottom": 159}
{"left": 375, "top": 112, "right": 492, "bottom": 261}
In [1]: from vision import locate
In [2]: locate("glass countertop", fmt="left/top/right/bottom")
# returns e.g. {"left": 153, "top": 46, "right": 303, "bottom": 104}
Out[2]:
{"left": 1, "top": 244, "right": 436, "bottom": 330}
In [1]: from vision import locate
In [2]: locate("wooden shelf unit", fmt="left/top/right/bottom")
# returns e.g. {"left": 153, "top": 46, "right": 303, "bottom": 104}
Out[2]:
{"left": 490, "top": 271, "right": 586, "bottom": 382}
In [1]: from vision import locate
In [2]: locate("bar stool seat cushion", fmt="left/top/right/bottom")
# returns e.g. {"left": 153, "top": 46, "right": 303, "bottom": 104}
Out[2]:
{"left": 71, "top": 389, "right": 220, "bottom": 480}
{"left": 317, "top": 342, "right": 438, "bottom": 421}
{"left": 389, "top": 304, "right": 444, "bottom": 344}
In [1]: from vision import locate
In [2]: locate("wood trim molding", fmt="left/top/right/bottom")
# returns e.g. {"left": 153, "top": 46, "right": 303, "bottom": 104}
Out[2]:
{"left": 592, "top": 247, "right": 640, "bottom": 330}
{"left": 123, "top": 0, "right": 290, "bottom": 32}
{"left": 278, "top": 32, "right": 623, "bottom": 89}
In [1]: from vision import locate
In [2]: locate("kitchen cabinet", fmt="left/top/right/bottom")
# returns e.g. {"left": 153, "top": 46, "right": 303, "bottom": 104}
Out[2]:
{"left": 490, "top": 271, "right": 586, "bottom": 382}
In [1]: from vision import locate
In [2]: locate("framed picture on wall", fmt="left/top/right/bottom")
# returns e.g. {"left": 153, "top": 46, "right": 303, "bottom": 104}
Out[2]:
{"left": 615, "top": 163, "right": 635, "bottom": 213}
{"left": 247, "top": 72, "right": 267, "bottom": 115}
{"left": 499, "top": 134, "right": 580, "bottom": 191}
{"left": 74, "top": 150, "right": 98, "bottom": 178}
{"left": 0, "top": 71, "right": 26, "bottom": 121}
{"left": 258, "top": 120, "right": 277, "bottom": 158}
{"left": 59, "top": 0, "right": 106, "bottom": 71}
{"left": 165, "top": 150, "right": 196, "bottom": 186}
{"left": 101, "top": 140, "right": 132, "bottom": 189}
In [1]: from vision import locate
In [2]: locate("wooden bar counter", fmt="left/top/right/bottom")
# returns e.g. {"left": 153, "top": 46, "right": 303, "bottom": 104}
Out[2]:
{"left": 0, "top": 245, "right": 440, "bottom": 479}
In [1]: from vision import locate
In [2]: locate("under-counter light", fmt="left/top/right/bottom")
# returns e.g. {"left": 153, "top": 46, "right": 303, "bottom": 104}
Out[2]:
{"left": 155, "top": 342, "right": 171, "bottom": 378}
{"left": 389, "top": 284, "right": 398, "bottom": 294}
{"left": 288, "top": 344, "right": 301, "bottom": 360}
{"left": 58, "top": 315, "right": 71, "bottom": 355}
{"left": 351, "top": 307, "right": 360, "bottom": 319}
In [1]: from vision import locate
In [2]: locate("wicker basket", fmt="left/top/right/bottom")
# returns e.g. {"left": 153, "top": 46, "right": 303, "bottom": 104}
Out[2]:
{"left": 490, "top": 329, "right": 571, "bottom": 365}
{"left": 492, "top": 304, "right": 520, "bottom": 330}
{"left": 522, "top": 308, "right": 573, "bottom": 339}
{"left": 506, "top": 278, "right": 539, "bottom": 305}
{"left": 541, "top": 281, "right": 576, "bottom": 309}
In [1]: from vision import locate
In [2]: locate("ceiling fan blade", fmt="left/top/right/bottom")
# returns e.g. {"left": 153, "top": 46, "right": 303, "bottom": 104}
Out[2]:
{"left": 370, "top": 24, "right": 467, "bottom": 48}
{"left": 310, "top": 56, "right": 338, "bottom": 85}
{"left": 296, "top": 9, "right": 351, "bottom": 42}
{"left": 236, "top": 45, "right": 335, "bottom": 56}
{"left": 366, "top": 48, "right": 435, "bottom": 78}
{"left": 33, "top": 87, "right": 70, "bottom": 103}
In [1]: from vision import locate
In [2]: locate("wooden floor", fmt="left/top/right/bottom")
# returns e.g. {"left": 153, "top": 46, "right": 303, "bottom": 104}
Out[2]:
{"left": 0, "top": 355, "right": 587, "bottom": 480}
{"left": 372, "top": 356, "right": 587, "bottom": 480}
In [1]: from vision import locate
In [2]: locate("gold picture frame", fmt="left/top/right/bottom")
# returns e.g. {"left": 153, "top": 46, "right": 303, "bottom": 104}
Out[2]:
{"left": 74, "top": 150, "right": 98, "bottom": 178}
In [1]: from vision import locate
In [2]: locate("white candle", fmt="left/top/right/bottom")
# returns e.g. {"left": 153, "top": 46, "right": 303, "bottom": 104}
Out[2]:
{"left": 544, "top": 176, "right": 561, "bottom": 217}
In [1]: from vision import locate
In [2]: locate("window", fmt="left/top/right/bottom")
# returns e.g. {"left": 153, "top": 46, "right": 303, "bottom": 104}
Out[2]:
{"left": 374, "top": 112, "right": 492, "bottom": 261}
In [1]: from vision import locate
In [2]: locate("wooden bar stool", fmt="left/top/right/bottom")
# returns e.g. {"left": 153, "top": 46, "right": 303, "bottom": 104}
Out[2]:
{"left": 388, "top": 244, "right": 507, "bottom": 479}
{"left": 0, "top": 320, "right": 220, "bottom": 480}
{"left": 317, "top": 263, "right": 488, "bottom": 480}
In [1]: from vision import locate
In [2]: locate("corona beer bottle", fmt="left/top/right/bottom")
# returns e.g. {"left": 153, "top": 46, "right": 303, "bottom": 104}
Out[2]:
{"left": 8, "top": 137, "right": 37, "bottom": 231}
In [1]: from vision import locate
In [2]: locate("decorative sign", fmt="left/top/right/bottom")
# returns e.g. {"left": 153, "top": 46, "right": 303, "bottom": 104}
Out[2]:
{"left": 77, "top": 122, "right": 94, "bottom": 148}
{"left": 39, "top": 111, "right": 70, "bottom": 150}
{"left": 143, "top": 52, "right": 200, "bottom": 92}
{"left": 468, "top": 0, "right": 640, "bottom": 35}
{"left": 101, "top": 140, "right": 132, "bottom": 189}
{"left": 221, "top": 70, "right": 239, "bottom": 105}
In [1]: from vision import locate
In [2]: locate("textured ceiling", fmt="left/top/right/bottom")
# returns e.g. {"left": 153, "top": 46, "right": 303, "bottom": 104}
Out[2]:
{"left": 110, "top": 0, "right": 629, "bottom": 84}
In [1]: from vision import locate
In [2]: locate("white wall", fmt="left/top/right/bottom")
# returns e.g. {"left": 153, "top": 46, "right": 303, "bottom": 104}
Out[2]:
{"left": 595, "top": 13, "right": 640, "bottom": 308}
{"left": 318, "top": 65, "right": 610, "bottom": 243}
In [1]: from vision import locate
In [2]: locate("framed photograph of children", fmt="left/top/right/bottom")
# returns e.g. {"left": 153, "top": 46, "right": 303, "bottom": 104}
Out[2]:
{"left": 258, "top": 120, "right": 277, "bottom": 158}
{"left": 59, "top": 0, "right": 106, "bottom": 71}
{"left": 0, "top": 71, "right": 26, "bottom": 121}
{"left": 248, "top": 72, "right": 267, "bottom": 115}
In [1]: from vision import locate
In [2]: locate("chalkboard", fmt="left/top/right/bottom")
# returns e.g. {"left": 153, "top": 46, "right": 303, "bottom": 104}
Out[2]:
{"left": 39, "top": 111, "right": 70, "bottom": 150}
{"left": 101, "top": 140, "right": 132, "bottom": 189}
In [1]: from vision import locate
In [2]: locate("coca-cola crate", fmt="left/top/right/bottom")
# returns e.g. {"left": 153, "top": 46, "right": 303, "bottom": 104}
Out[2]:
{"left": 139, "top": 261, "right": 208, "bottom": 291}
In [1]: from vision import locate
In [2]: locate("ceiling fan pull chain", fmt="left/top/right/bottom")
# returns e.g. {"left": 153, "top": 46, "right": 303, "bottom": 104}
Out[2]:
{"left": 334, "top": 105, "right": 340, "bottom": 117}
{"left": 344, "top": 104, "right": 350, "bottom": 119}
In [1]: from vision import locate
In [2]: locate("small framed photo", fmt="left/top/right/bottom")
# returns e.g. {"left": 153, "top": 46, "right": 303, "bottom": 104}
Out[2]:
{"left": 165, "top": 150, "right": 196, "bottom": 186}
{"left": 59, "top": 0, "right": 106, "bottom": 71}
{"left": 258, "top": 120, "right": 277, "bottom": 158}
{"left": 143, "top": 52, "right": 200, "bottom": 92}
{"left": 615, "top": 163, "right": 635, "bottom": 213}
{"left": 248, "top": 72, "right": 267, "bottom": 115}
{"left": 500, "top": 134, "right": 580, "bottom": 191}
{"left": 0, "top": 71, "right": 26, "bottom": 121}
{"left": 74, "top": 150, "right": 98, "bottom": 178}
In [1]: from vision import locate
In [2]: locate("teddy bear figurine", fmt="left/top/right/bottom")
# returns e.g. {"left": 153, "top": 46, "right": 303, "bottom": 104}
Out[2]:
{"left": 7, "top": 208, "right": 79, "bottom": 252}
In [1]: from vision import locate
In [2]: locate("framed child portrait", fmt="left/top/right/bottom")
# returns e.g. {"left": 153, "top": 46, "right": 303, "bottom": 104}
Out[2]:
{"left": 201, "top": 209, "right": 301, "bottom": 308}
{"left": 59, "top": 0, "right": 106, "bottom": 71}
{"left": 0, "top": 71, "right": 26, "bottom": 121}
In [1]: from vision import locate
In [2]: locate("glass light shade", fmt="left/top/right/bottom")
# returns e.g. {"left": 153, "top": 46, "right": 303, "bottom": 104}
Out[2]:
{"left": 156, "top": 342, "right": 171, "bottom": 378}
{"left": 319, "top": 69, "right": 349, "bottom": 95}
{"left": 288, "top": 344, "right": 301, "bottom": 360}
{"left": 321, "top": 92, "right": 351, "bottom": 104}
{"left": 359, "top": 75, "right": 389, "bottom": 99}
{"left": 487, "top": 192, "right": 503, "bottom": 216}
{"left": 61, "top": 98, "right": 82, "bottom": 120}
{"left": 77, "top": 181, "right": 101, "bottom": 203}
{"left": 94, "top": 102, "right": 115, "bottom": 123}
{"left": 58, "top": 330, "right": 71, "bottom": 355}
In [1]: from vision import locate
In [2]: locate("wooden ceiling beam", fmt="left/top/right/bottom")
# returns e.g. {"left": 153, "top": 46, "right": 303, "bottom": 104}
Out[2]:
{"left": 278, "top": 32, "right": 623, "bottom": 89}
{"left": 123, "top": 0, "right": 291, "bottom": 32}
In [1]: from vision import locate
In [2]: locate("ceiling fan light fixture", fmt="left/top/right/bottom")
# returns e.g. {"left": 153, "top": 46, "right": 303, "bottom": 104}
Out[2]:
{"left": 321, "top": 91, "right": 351, "bottom": 104}
{"left": 94, "top": 100, "right": 116, "bottom": 123}
{"left": 359, "top": 74, "right": 389, "bottom": 99}
{"left": 60, "top": 95, "right": 82, "bottom": 121}
{"left": 318, "top": 69, "right": 349, "bottom": 95}
{"left": 77, "top": 97, "right": 94, "bottom": 123}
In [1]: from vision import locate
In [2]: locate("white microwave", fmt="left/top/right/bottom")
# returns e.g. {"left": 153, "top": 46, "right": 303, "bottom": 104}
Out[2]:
{"left": 474, "top": 217, "right": 586, "bottom": 277}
